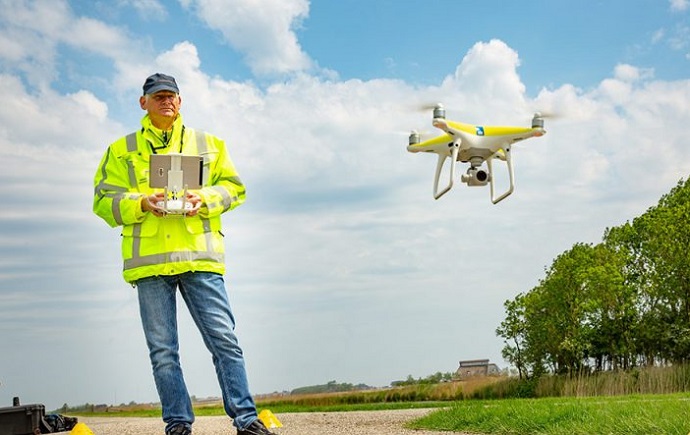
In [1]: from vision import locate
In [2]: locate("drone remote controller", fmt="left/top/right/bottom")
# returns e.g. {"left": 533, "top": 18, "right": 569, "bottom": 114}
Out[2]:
{"left": 155, "top": 198, "right": 196, "bottom": 214}
{"left": 149, "top": 153, "right": 204, "bottom": 214}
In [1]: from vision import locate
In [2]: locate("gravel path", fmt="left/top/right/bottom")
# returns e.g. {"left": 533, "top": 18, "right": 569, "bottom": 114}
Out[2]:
{"left": 69, "top": 408, "right": 473, "bottom": 434}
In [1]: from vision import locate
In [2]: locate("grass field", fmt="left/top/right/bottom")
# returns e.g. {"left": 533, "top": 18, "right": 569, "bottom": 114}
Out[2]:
{"left": 257, "top": 392, "right": 690, "bottom": 434}
{"left": 409, "top": 394, "right": 690, "bottom": 434}
{"left": 73, "top": 392, "right": 690, "bottom": 434}
{"left": 69, "top": 368, "right": 690, "bottom": 434}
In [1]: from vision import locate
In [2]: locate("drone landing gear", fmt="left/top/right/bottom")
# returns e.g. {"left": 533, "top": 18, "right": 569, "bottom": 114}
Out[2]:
{"left": 432, "top": 143, "right": 459, "bottom": 200}
{"left": 486, "top": 146, "right": 515, "bottom": 204}
{"left": 431, "top": 145, "right": 515, "bottom": 204}
{"left": 155, "top": 186, "right": 196, "bottom": 215}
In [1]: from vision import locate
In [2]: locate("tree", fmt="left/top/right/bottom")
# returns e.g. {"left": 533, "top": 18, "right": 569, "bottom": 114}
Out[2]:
{"left": 497, "top": 294, "right": 528, "bottom": 379}
{"left": 499, "top": 177, "right": 690, "bottom": 377}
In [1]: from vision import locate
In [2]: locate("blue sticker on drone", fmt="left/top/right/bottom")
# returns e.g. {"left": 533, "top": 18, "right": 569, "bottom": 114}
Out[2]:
{"left": 476, "top": 126, "right": 485, "bottom": 136}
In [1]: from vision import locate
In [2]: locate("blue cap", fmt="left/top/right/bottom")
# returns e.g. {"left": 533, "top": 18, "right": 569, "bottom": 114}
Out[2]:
{"left": 142, "top": 73, "right": 179, "bottom": 95}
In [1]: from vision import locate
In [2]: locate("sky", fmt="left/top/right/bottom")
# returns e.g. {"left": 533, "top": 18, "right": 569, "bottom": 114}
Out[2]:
{"left": 1, "top": 0, "right": 690, "bottom": 411}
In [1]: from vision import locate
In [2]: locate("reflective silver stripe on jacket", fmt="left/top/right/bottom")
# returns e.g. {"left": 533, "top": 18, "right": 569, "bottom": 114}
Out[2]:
{"left": 94, "top": 147, "right": 130, "bottom": 225}
{"left": 208, "top": 185, "right": 236, "bottom": 211}
{"left": 124, "top": 251, "right": 224, "bottom": 270}
{"left": 125, "top": 133, "right": 138, "bottom": 187}
{"left": 125, "top": 218, "right": 219, "bottom": 271}
{"left": 125, "top": 132, "right": 138, "bottom": 152}
{"left": 95, "top": 148, "right": 129, "bottom": 197}
{"left": 195, "top": 129, "right": 211, "bottom": 186}
{"left": 112, "top": 193, "right": 143, "bottom": 226}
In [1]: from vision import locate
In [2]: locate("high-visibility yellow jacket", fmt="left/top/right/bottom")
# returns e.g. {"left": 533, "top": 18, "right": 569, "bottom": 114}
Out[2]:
{"left": 93, "top": 114, "right": 246, "bottom": 283}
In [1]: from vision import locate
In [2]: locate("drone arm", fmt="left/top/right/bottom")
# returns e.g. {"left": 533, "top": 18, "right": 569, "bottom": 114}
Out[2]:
{"left": 488, "top": 146, "right": 515, "bottom": 204}
{"left": 432, "top": 144, "right": 459, "bottom": 200}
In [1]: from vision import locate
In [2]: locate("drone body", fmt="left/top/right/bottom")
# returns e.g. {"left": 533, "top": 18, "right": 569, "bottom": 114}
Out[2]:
{"left": 407, "top": 104, "right": 546, "bottom": 203}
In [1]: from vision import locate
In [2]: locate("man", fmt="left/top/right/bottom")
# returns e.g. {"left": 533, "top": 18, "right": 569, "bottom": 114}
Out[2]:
{"left": 93, "top": 73, "right": 277, "bottom": 435}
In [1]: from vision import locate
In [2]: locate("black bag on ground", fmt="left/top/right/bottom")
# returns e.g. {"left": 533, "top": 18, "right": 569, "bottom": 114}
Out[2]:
{"left": 0, "top": 403, "right": 45, "bottom": 435}
{"left": 41, "top": 414, "right": 79, "bottom": 433}
{"left": 0, "top": 396, "right": 78, "bottom": 435}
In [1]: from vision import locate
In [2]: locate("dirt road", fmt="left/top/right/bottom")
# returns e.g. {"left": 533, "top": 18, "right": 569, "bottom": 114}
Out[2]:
{"left": 71, "top": 408, "right": 472, "bottom": 434}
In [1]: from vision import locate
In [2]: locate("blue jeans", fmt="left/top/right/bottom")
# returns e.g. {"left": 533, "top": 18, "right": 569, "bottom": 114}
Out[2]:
{"left": 136, "top": 272, "right": 258, "bottom": 431}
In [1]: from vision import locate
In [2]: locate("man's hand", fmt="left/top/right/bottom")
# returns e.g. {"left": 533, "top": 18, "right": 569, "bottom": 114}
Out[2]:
{"left": 182, "top": 192, "right": 202, "bottom": 216}
{"left": 141, "top": 193, "right": 166, "bottom": 217}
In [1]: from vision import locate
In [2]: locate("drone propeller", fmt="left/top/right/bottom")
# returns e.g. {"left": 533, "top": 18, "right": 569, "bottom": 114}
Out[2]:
{"left": 530, "top": 109, "right": 565, "bottom": 121}
{"left": 392, "top": 128, "right": 430, "bottom": 136}
{"left": 417, "top": 102, "right": 444, "bottom": 112}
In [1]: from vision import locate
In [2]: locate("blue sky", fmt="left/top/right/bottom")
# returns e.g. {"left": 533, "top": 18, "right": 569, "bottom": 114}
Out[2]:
{"left": 1, "top": 0, "right": 689, "bottom": 412}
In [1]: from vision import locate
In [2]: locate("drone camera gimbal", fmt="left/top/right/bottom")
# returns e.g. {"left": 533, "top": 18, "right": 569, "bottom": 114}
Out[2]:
{"left": 461, "top": 166, "right": 491, "bottom": 186}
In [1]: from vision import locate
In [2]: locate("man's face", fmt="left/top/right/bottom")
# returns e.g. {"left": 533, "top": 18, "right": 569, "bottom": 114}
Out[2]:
{"left": 139, "top": 91, "right": 182, "bottom": 127}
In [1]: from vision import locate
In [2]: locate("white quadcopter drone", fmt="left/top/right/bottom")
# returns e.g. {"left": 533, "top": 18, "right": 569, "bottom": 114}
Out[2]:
{"left": 407, "top": 104, "right": 546, "bottom": 204}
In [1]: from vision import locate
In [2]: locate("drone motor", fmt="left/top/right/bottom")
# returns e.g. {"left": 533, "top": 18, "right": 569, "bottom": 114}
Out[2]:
{"left": 433, "top": 104, "right": 446, "bottom": 120}
{"left": 531, "top": 113, "right": 544, "bottom": 129}
{"left": 408, "top": 130, "right": 420, "bottom": 145}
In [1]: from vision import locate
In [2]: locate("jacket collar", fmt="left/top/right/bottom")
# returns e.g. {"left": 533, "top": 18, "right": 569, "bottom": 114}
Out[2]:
{"left": 140, "top": 114, "right": 184, "bottom": 153}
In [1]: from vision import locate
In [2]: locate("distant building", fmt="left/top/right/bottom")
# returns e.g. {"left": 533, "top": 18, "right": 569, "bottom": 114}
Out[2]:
{"left": 456, "top": 359, "right": 500, "bottom": 379}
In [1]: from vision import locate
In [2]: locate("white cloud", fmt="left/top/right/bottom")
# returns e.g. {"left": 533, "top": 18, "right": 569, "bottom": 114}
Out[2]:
{"left": 667, "top": 23, "right": 690, "bottom": 51}
{"left": 119, "top": 0, "right": 168, "bottom": 19}
{"left": 670, "top": 0, "right": 689, "bottom": 11}
{"left": 0, "top": 74, "right": 122, "bottom": 151}
{"left": 442, "top": 39, "right": 528, "bottom": 122}
{"left": 450, "top": 39, "right": 523, "bottom": 94}
{"left": 613, "top": 63, "right": 652, "bottom": 82}
{"left": 596, "top": 64, "right": 654, "bottom": 105}
{"left": 0, "top": 0, "right": 149, "bottom": 92}
{"left": 63, "top": 16, "right": 134, "bottom": 58}
{"left": 0, "top": 0, "right": 67, "bottom": 86}
{"left": 180, "top": 0, "right": 313, "bottom": 76}
{"left": 69, "top": 90, "right": 109, "bottom": 121}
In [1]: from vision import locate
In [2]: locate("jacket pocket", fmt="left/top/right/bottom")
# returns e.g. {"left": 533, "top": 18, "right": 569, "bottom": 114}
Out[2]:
{"left": 122, "top": 218, "right": 159, "bottom": 237}
{"left": 183, "top": 216, "right": 222, "bottom": 234}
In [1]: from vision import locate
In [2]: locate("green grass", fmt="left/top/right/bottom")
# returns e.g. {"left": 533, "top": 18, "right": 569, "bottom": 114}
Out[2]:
{"left": 75, "top": 401, "right": 447, "bottom": 418}
{"left": 252, "top": 401, "right": 447, "bottom": 414}
{"left": 408, "top": 393, "right": 690, "bottom": 434}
